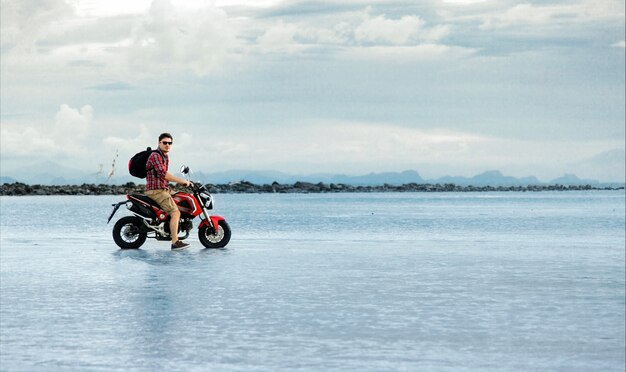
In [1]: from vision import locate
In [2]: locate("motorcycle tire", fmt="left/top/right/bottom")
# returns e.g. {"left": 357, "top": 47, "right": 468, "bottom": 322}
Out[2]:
{"left": 198, "top": 220, "right": 231, "bottom": 249}
{"left": 113, "top": 216, "right": 147, "bottom": 249}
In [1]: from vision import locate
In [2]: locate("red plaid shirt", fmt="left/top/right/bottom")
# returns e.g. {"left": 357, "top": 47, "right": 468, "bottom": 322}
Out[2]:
{"left": 145, "top": 150, "right": 169, "bottom": 191}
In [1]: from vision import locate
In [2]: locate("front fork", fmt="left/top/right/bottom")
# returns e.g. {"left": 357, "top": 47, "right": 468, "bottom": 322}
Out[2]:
{"left": 200, "top": 207, "right": 218, "bottom": 234}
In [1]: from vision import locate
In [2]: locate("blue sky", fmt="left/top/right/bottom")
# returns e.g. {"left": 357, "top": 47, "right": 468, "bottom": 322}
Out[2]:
{"left": 1, "top": 0, "right": 624, "bottom": 181}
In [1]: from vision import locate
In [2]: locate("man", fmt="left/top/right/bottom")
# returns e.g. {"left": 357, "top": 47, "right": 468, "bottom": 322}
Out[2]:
{"left": 145, "top": 133, "right": 191, "bottom": 251}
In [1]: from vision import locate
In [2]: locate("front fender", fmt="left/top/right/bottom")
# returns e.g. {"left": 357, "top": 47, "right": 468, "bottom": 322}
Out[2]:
{"left": 199, "top": 215, "right": 225, "bottom": 234}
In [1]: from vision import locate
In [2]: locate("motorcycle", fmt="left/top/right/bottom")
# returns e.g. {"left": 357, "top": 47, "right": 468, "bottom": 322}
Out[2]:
{"left": 107, "top": 165, "right": 231, "bottom": 249}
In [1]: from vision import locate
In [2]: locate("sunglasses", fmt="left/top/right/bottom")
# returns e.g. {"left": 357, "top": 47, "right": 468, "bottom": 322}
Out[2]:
{"left": 161, "top": 141, "right": 173, "bottom": 145}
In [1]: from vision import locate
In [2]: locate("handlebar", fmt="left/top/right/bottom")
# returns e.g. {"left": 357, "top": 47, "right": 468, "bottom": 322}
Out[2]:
{"left": 179, "top": 166, "right": 205, "bottom": 191}
{"left": 185, "top": 181, "right": 204, "bottom": 191}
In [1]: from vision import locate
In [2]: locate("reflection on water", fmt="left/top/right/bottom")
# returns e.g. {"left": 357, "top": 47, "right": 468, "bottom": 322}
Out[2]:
{"left": 113, "top": 246, "right": 231, "bottom": 265}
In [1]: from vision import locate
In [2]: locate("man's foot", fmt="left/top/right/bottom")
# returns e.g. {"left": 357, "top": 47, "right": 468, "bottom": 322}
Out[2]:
{"left": 171, "top": 240, "right": 190, "bottom": 251}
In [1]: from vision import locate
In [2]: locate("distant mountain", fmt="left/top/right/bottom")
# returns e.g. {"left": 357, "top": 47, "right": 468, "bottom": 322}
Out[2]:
{"left": 194, "top": 170, "right": 296, "bottom": 185}
{"left": 2, "top": 160, "right": 619, "bottom": 187}
{"left": 550, "top": 173, "right": 599, "bottom": 185}
{"left": 194, "top": 169, "right": 424, "bottom": 186}
{"left": 435, "top": 170, "right": 541, "bottom": 186}
{"left": 327, "top": 170, "right": 424, "bottom": 185}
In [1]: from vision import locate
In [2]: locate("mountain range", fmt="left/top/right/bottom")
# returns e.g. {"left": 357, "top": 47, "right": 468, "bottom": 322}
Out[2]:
{"left": 0, "top": 161, "right": 622, "bottom": 187}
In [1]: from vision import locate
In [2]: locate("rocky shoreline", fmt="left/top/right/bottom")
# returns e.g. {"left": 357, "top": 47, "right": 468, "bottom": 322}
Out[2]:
{"left": 0, "top": 181, "right": 622, "bottom": 196}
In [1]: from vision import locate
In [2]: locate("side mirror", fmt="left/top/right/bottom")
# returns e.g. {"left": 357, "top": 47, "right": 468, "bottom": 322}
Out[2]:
{"left": 180, "top": 165, "right": 190, "bottom": 175}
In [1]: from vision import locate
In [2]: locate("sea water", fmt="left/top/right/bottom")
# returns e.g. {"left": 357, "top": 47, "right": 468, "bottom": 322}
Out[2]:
{"left": 0, "top": 191, "right": 624, "bottom": 371}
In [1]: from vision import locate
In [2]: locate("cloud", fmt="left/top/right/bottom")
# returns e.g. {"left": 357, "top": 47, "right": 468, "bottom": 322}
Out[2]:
{"left": 1, "top": 0, "right": 624, "bottom": 182}
{"left": 442, "top": 0, "right": 487, "bottom": 4}
{"left": 0, "top": 0, "right": 74, "bottom": 53}
{"left": 176, "top": 120, "right": 492, "bottom": 172}
{"left": 478, "top": 1, "right": 625, "bottom": 30}
{"left": 570, "top": 148, "right": 626, "bottom": 182}
{"left": 0, "top": 104, "right": 94, "bottom": 157}
{"left": 102, "top": 124, "right": 155, "bottom": 155}
{"left": 0, "top": 126, "right": 57, "bottom": 156}
{"left": 255, "top": 20, "right": 306, "bottom": 54}
{"left": 252, "top": 7, "right": 457, "bottom": 61}
{"left": 354, "top": 14, "right": 424, "bottom": 45}
{"left": 1, "top": 0, "right": 242, "bottom": 78}
{"left": 74, "top": 0, "right": 152, "bottom": 17}
{"left": 102, "top": 125, "right": 208, "bottom": 167}
{"left": 339, "top": 44, "right": 476, "bottom": 62}
{"left": 160, "top": 119, "right": 624, "bottom": 180}
{"left": 351, "top": 9, "right": 451, "bottom": 46}
{"left": 2, "top": 0, "right": 623, "bottom": 79}
{"left": 612, "top": 40, "right": 626, "bottom": 48}
{"left": 54, "top": 104, "right": 93, "bottom": 140}
{"left": 87, "top": 82, "right": 134, "bottom": 91}
{"left": 126, "top": 0, "right": 239, "bottom": 76}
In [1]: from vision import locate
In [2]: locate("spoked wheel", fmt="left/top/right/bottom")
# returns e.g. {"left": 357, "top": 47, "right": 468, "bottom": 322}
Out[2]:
{"left": 198, "top": 220, "right": 231, "bottom": 249}
{"left": 113, "top": 216, "right": 147, "bottom": 249}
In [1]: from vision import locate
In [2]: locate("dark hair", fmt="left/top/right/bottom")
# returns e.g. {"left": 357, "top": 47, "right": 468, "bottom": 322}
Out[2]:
{"left": 158, "top": 133, "right": 173, "bottom": 142}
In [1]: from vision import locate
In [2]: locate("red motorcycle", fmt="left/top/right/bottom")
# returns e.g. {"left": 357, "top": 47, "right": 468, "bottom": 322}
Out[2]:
{"left": 107, "top": 166, "right": 231, "bottom": 249}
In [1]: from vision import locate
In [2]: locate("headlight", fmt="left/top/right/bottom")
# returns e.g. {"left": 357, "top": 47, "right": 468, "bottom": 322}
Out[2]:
{"left": 200, "top": 192, "right": 213, "bottom": 209}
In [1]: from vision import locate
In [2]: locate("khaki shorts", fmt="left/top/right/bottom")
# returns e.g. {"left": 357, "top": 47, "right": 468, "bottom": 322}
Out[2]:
{"left": 145, "top": 189, "right": 178, "bottom": 215}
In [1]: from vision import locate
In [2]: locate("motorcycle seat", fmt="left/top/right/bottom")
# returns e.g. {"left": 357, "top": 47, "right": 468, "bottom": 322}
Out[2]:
{"left": 129, "top": 194, "right": 162, "bottom": 209}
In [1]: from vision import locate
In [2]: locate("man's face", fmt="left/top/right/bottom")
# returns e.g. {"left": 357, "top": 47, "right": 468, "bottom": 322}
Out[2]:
{"left": 158, "top": 137, "right": 173, "bottom": 153}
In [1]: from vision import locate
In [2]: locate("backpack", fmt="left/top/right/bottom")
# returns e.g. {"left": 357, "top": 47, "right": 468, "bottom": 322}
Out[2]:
{"left": 128, "top": 147, "right": 163, "bottom": 179}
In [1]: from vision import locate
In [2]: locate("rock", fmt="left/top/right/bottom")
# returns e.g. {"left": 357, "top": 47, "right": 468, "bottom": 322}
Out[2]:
{"left": 0, "top": 181, "right": 622, "bottom": 196}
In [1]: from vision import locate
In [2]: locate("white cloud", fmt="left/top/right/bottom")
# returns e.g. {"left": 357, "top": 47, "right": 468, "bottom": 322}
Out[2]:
{"left": 2, "top": 0, "right": 623, "bottom": 80}
{"left": 214, "top": 0, "right": 281, "bottom": 7}
{"left": 177, "top": 120, "right": 493, "bottom": 172}
{"left": 441, "top": 0, "right": 487, "bottom": 4}
{"left": 253, "top": 8, "right": 456, "bottom": 60}
{"left": 355, "top": 14, "right": 424, "bottom": 45}
{"left": 1, "top": 0, "right": 623, "bottom": 182}
{"left": 126, "top": 0, "right": 239, "bottom": 76}
{"left": 160, "top": 119, "right": 624, "bottom": 180}
{"left": 0, "top": 0, "right": 73, "bottom": 48}
{"left": 256, "top": 21, "right": 306, "bottom": 54}
{"left": 0, "top": 104, "right": 94, "bottom": 157}
{"left": 102, "top": 126, "right": 213, "bottom": 170}
{"left": 340, "top": 44, "right": 476, "bottom": 62}
{"left": 55, "top": 104, "right": 93, "bottom": 139}
{"left": 572, "top": 148, "right": 625, "bottom": 181}
{"left": 102, "top": 124, "right": 155, "bottom": 156}
{"left": 612, "top": 40, "right": 626, "bottom": 49}
{"left": 1, "top": 0, "right": 243, "bottom": 79}
{"left": 73, "top": 0, "right": 152, "bottom": 17}
{"left": 478, "top": 1, "right": 625, "bottom": 30}
{"left": 0, "top": 126, "right": 57, "bottom": 155}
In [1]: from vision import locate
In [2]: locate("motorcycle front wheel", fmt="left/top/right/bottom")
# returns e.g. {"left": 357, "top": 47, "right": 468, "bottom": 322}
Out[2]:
{"left": 198, "top": 220, "right": 231, "bottom": 248}
{"left": 113, "top": 216, "right": 147, "bottom": 249}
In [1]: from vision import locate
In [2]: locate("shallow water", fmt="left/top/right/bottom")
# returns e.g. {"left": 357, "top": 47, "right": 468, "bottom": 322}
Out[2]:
{"left": 1, "top": 192, "right": 624, "bottom": 371}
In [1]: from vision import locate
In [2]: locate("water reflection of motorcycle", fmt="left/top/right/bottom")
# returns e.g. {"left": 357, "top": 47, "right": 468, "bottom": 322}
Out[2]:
{"left": 107, "top": 166, "right": 231, "bottom": 249}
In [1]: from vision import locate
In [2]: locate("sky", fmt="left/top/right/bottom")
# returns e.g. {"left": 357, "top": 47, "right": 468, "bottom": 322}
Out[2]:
{"left": 1, "top": 0, "right": 625, "bottom": 182}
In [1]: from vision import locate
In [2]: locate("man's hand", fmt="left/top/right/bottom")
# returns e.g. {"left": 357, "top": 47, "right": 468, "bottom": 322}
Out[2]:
{"left": 165, "top": 172, "right": 190, "bottom": 187}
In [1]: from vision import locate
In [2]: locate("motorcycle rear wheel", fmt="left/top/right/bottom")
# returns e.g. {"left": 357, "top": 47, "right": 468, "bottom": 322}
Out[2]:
{"left": 198, "top": 220, "right": 231, "bottom": 248}
{"left": 113, "top": 216, "right": 147, "bottom": 249}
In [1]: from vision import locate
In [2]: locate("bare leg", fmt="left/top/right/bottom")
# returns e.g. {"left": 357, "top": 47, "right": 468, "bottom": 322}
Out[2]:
{"left": 170, "top": 209, "right": 181, "bottom": 242}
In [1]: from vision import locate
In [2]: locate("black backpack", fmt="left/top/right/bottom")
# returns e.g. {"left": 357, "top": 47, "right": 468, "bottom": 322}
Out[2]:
{"left": 128, "top": 148, "right": 163, "bottom": 179}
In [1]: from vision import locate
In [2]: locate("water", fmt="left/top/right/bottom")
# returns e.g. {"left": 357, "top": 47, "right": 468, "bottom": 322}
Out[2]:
{"left": 1, "top": 191, "right": 624, "bottom": 371}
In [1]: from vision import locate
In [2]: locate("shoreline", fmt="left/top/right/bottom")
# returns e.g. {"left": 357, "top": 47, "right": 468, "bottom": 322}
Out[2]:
{"left": 1, "top": 181, "right": 623, "bottom": 196}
